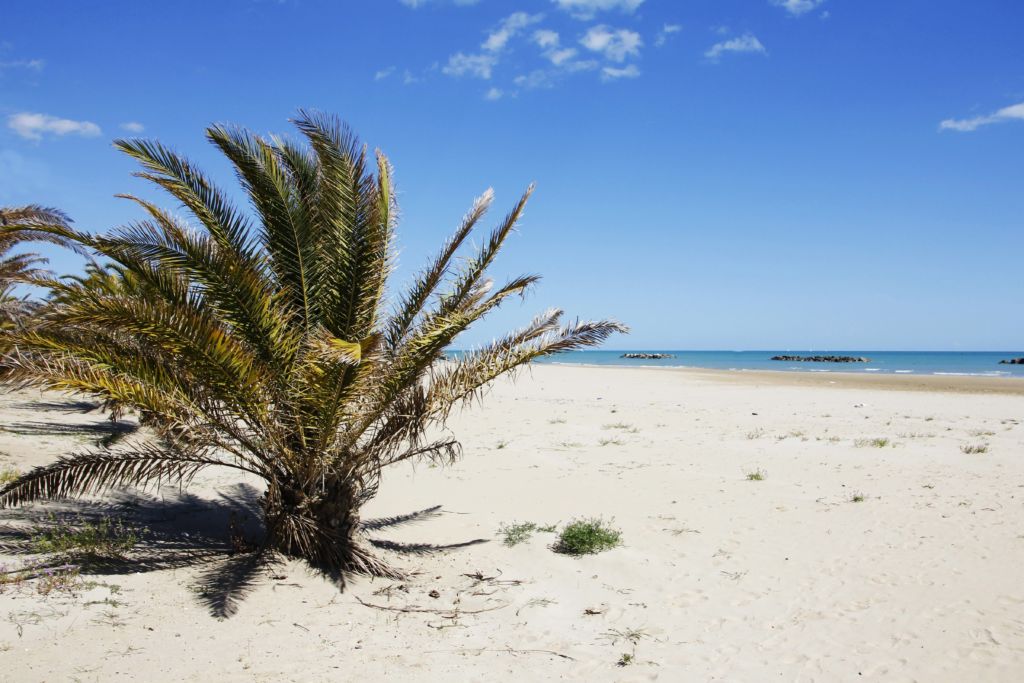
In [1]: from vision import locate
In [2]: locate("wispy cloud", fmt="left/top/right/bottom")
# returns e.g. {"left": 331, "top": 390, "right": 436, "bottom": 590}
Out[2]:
{"left": 514, "top": 70, "right": 557, "bottom": 90}
{"left": 533, "top": 29, "right": 560, "bottom": 49}
{"left": 442, "top": 52, "right": 497, "bottom": 79}
{"left": 655, "top": 24, "right": 681, "bottom": 47}
{"left": 374, "top": 66, "right": 396, "bottom": 80}
{"left": 443, "top": 12, "right": 542, "bottom": 81}
{"left": 7, "top": 112, "right": 101, "bottom": 141}
{"left": 602, "top": 64, "right": 640, "bottom": 80}
{"left": 483, "top": 12, "right": 543, "bottom": 52}
{"left": 484, "top": 87, "right": 504, "bottom": 101}
{"left": 532, "top": 30, "right": 581, "bottom": 66}
{"left": 552, "top": 0, "right": 644, "bottom": 21}
{"left": 705, "top": 34, "right": 766, "bottom": 61}
{"left": 770, "top": 0, "right": 825, "bottom": 16}
{"left": 0, "top": 58, "right": 45, "bottom": 73}
{"left": 580, "top": 25, "right": 642, "bottom": 62}
{"left": 939, "top": 102, "right": 1024, "bottom": 132}
{"left": 119, "top": 121, "right": 145, "bottom": 133}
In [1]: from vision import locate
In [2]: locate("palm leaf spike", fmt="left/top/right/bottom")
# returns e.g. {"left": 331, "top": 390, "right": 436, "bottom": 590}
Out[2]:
{"left": 0, "top": 111, "right": 628, "bottom": 584}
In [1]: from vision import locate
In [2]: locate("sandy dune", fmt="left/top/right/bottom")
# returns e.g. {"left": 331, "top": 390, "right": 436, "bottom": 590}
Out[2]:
{"left": 1, "top": 365, "right": 1023, "bottom": 681}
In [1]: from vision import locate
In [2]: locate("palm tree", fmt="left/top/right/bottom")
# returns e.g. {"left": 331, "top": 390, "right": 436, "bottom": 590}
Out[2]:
{"left": 0, "top": 206, "right": 71, "bottom": 332}
{"left": 0, "top": 112, "right": 626, "bottom": 579}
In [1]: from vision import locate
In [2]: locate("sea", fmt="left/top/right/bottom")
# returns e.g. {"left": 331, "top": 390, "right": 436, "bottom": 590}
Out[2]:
{"left": 513, "top": 350, "right": 1024, "bottom": 378}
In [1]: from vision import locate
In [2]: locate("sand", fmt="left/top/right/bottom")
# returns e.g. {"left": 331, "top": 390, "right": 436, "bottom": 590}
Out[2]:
{"left": 1, "top": 364, "right": 1023, "bottom": 681}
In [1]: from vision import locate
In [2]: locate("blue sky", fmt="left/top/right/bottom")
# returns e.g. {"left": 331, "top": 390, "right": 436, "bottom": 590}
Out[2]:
{"left": 1, "top": 0, "right": 1022, "bottom": 350}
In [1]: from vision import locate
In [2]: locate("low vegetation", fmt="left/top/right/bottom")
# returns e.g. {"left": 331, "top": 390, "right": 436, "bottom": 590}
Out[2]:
{"left": 0, "top": 466, "right": 20, "bottom": 485}
{"left": 554, "top": 518, "right": 621, "bottom": 555}
{"left": 31, "top": 516, "right": 138, "bottom": 558}
{"left": 961, "top": 443, "right": 989, "bottom": 454}
{"left": 498, "top": 521, "right": 557, "bottom": 546}
{"left": 855, "top": 437, "right": 891, "bottom": 448}
{"left": 746, "top": 469, "right": 766, "bottom": 481}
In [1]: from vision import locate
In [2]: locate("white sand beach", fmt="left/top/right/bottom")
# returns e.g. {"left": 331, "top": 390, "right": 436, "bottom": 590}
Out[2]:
{"left": 2, "top": 364, "right": 1023, "bottom": 681}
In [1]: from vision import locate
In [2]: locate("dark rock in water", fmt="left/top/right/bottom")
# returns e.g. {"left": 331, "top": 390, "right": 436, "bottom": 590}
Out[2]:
{"left": 620, "top": 353, "right": 676, "bottom": 360}
{"left": 770, "top": 355, "right": 870, "bottom": 363}
{"left": 999, "top": 357, "right": 1024, "bottom": 365}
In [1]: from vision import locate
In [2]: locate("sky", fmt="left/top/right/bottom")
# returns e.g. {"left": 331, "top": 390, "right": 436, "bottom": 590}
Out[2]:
{"left": 1, "top": 0, "right": 1022, "bottom": 351}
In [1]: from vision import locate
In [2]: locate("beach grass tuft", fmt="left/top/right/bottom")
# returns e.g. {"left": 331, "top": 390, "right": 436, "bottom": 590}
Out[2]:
{"left": 855, "top": 437, "right": 891, "bottom": 448}
{"left": 32, "top": 516, "right": 137, "bottom": 558}
{"left": 960, "top": 443, "right": 989, "bottom": 454}
{"left": 850, "top": 492, "right": 866, "bottom": 503}
{"left": 0, "top": 466, "right": 20, "bottom": 486}
{"left": 554, "top": 518, "right": 621, "bottom": 555}
{"left": 498, "top": 522, "right": 537, "bottom": 547}
{"left": 498, "top": 521, "right": 558, "bottom": 546}
{"left": 746, "top": 468, "right": 767, "bottom": 481}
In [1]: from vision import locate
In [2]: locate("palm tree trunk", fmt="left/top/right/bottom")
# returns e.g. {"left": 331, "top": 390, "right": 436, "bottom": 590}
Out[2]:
{"left": 262, "top": 475, "right": 392, "bottom": 578}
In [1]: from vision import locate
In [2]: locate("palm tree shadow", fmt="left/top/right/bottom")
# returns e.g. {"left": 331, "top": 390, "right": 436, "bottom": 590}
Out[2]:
{"left": 0, "top": 489, "right": 488, "bottom": 618}
{"left": 14, "top": 398, "right": 101, "bottom": 413}
{"left": 2, "top": 419, "right": 139, "bottom": 448}
{"left": 0, "top": 484, "right": 264, "bottom": 617}
{"left": 361, "top": 505, "right": 488, "bottom": 555}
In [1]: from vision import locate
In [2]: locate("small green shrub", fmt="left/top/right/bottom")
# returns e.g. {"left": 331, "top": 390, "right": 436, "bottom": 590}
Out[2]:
{"left": 961, "top": 443, "right": 989, "bottom": 454}
{"left": 498, "top": 521, "right": 557, "bottom": 546}
{"left": 746, "top": 469, "right": 766, "bottom": 481}
{"left": 854, "top": 437, "right": 890, "bottom": 448}
{"left": 0, "top": 467, "right": 19, "bottom": 485}
{"left": 554, "top": 518, "right": 621, "bottom": 555}
{"left": 498, "top": 521, "right": 537, "bottom": 547}
{"left": 850, "top": 492, "right": 866, "bottom": 503}
{"left": 32, "top": 516, "right": 138, "bottom": 558}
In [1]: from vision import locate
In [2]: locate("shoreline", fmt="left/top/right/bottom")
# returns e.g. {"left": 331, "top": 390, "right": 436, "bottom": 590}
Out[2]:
{"left": 538, "top": 362, "right": 1024, "bottom": 395}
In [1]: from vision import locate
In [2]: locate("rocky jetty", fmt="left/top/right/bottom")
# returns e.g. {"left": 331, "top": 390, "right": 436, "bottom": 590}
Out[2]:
{"left": 620, "top": 353, "right": 676, "bottom": 360}
{"left": 770, "top": 355, "right": 870, "bottom": 363}
{"left": 999, "top": 357, "right": 1024, "bottom": 365}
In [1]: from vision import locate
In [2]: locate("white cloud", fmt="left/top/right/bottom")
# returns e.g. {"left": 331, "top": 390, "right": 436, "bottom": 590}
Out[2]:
{"left": 483, "top": 12, "right": 543, "bottom": 52}
{"left": 770, "top": 0, "right": 825, "bottom": 15}
{"left": 580, "top": 25, "right": 642, "bottom": 62}
{"left": 531, "top": 31, "right": 581, "bottom": 66}
{"left": 0, "top": 58, "right": 45, "bottom": 73}
{"left": 547, "top": 47, "right": 579, "bottom": 66}
{"left": 655, "top": 23, "right": 681, "bottom": 47}
{"left": 704, "top": 34, "right": 766, "bottom": 61}
{"left": 119, "top": 121, "right": 145, "bottom": 133}
{"left": 601, "top": 64, "right": 640, "bottom": 80}
{"left": 533, "top": 29, "right": 561, "bottom": 49}
{"left": 442, "top": 52, "right": 497, "bottom": 79}
{"left": 484, "top": 87, "right": 504, "bottom": 101}
{"left": 374, "top": 66, "right": 396, "bottom": 80}
{"left": 514, "top": 70, "right": 556, "bottom": 90}
{"left": 7, "top": 112, "right": 101, "bottom": 141}
{"left": 552, "top": 0, "right": 644, "bottom": 21}
{"left": 939, "top": 102, "right": 1024, "bottom": 132}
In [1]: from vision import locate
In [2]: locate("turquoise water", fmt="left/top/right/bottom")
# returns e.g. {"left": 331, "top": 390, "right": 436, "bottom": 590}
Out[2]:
{"left": 511, "top": 350, "right": 1024, "bottom": 378}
